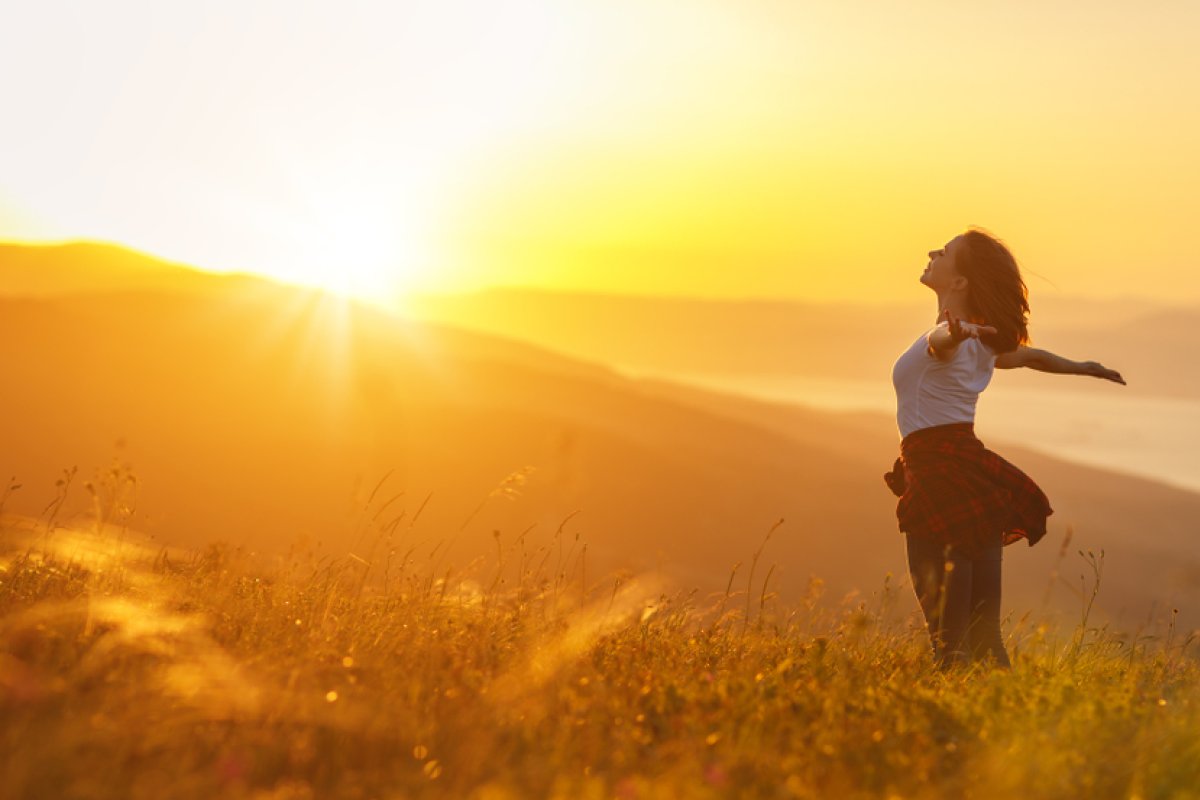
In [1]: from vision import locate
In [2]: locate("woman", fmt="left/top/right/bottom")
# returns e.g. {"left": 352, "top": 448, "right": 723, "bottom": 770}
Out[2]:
{"left": 883, "top": 228, "right": 1125, "bottom": 671}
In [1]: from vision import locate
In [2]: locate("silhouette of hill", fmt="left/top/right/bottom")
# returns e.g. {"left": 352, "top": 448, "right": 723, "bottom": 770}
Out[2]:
{"left": 0, "top": 242, "right": 1196, "bottom": 631}
{"left": 402, "top": 287, "right": 1191, "bottom": 398}
{"left": 0, "top": 240, "right": 269, "bottom": 296}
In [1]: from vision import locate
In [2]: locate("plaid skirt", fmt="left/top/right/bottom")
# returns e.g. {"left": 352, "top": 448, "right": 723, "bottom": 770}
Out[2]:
{"left": 883, "top": 422, "right": 1053, "bottom": 555}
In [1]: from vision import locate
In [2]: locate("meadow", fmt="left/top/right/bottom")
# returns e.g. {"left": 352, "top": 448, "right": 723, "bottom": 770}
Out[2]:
{"left": 1, "top": 477, "right": 1197, "bottom": 800}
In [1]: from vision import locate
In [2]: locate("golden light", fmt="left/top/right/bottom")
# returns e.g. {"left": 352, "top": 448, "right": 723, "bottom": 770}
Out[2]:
{"left": 283, "top": 201, "right": 424, "bottom": 306}
{"left": 0, "top": 2, "right": 1196, "bottom": 302}
{"left": 231, "top": 150, "right": 437, "bottom": 307}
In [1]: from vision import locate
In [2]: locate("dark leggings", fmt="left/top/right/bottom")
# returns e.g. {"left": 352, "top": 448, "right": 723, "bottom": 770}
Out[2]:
{"left": 905, "top": 532, "right": 1011, "bottom": 670}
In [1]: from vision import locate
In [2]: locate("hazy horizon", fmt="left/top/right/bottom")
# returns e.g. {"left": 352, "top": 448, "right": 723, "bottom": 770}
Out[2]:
{"left": 4, "top": 237, "right": 1196, "bottom": 314}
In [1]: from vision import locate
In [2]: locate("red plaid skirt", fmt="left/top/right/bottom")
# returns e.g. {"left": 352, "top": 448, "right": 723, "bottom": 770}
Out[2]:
{"left": 883, "top": 422, "right": 1053, "bottom": 555}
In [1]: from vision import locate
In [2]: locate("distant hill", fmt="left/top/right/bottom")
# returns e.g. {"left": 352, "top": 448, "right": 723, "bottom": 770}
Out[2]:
{"left": 0, "top": 240, "right": 273, "bottom": 297}
{"left": 0, "top": 242, "right": 1196, "bottom": 631}
{"left": 401, "top": 287, "right": 1192, "bottom": 398}
{"left": 4, "top": 241, "right": 1186, "bottom": 396}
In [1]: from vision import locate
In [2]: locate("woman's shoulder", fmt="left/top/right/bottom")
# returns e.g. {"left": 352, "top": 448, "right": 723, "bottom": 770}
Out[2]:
{"left": 967, "top": 335, "right": 998, "bottom": 364}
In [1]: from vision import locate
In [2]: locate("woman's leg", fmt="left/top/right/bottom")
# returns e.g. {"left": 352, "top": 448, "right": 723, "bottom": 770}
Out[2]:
{"left": 905, "top": 533, "right": 973, "bottom": 669}
{"left": 965, "top": 541, "right": 1011, "bottom": 668}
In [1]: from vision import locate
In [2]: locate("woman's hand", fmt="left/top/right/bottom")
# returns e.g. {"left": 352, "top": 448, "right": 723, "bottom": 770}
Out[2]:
{"left": 1081, "top": 361, "right": 1126, "bottom": 384}
{"left": 941, "top": 309, "right": 997, "bottom": 342}
{"left": 927, "top": 309, "right": 997, "bottom": 360}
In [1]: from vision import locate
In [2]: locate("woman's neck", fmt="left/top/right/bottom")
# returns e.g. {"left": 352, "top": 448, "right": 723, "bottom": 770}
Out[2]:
{"left": 935, "top": 291, "right": 973, "bottom": 324}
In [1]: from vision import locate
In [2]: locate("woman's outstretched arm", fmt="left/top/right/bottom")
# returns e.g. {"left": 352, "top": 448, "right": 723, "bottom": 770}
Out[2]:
{"left": 995, "top": 346, "right": 1126, "bottom": 384}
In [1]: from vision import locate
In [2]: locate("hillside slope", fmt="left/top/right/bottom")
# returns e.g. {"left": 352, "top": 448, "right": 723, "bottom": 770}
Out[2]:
{"left": 0, "top": 242, "right": 1195, "bottom": 630}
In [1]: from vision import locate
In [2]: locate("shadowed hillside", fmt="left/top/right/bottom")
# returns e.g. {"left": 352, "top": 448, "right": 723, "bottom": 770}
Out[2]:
{"left": 0, "top": 242, "right": 1197, "bottom": 633}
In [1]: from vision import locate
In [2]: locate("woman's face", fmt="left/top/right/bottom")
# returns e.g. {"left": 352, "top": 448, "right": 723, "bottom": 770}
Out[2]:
{"left": 921, "top": 234, "right": 968, "bottom": 294}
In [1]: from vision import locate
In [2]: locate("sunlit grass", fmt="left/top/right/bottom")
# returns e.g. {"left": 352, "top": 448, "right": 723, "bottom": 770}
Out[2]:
{"left": 1, "top": 485, "right": 1197, "bottom": 799}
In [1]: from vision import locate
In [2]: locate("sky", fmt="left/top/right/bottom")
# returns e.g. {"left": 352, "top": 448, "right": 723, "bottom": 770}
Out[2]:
{"left": 1, "top": 0, "right": 1198, "bottom": 304}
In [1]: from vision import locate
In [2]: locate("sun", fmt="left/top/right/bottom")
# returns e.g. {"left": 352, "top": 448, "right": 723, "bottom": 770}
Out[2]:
{"left": 275, "top": 201, "right": 428, "bottom": 306}
{"left": 226, "top": 145, "right": 442, "bottom": 308}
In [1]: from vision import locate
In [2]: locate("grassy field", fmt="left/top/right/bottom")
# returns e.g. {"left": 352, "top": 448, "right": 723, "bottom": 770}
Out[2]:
{"left": 1, "top": 507, "right": 1197, "bottom": 800}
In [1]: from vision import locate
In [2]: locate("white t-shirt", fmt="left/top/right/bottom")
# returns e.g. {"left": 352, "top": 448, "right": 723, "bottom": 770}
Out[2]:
{"left": 891, "top": 321, "right": 996, "bottom": 439}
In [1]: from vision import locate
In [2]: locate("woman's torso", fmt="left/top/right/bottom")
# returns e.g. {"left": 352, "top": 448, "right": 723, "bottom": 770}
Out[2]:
{"left": 892, "top": 321, "right": 997, "bottom": 439}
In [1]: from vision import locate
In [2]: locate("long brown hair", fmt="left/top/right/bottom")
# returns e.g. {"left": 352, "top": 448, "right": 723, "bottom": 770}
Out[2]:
{"left": 956, "top": 227, "right": 1030, "bottom": 354}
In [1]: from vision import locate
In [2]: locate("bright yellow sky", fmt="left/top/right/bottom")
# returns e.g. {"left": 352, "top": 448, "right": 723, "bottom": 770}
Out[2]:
{"left": 2, "top": 1, "right": 1197, "bottom": 304}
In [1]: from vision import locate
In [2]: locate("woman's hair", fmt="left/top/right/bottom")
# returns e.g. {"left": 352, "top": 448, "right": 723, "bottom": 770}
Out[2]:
{"left": 956, "top": 227, "right": 1031, "bottom": 354}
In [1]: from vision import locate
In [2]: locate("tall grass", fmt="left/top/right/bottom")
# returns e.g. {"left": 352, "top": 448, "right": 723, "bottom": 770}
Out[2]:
{"left": 1, "top": 478, "right": 1197, "bottom": 799}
